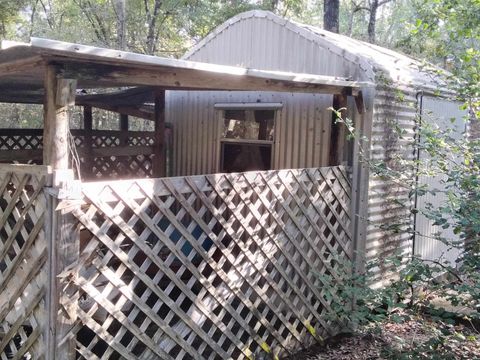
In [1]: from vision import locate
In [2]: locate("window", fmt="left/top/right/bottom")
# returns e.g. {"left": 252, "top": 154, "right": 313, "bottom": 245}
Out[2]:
{"left": 217, "top": 105, "right": 279, "bottom": 173}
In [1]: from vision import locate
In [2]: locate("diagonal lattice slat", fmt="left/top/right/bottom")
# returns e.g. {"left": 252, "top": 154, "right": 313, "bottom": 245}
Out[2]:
{"left": 60, "top": 166, "right": 352, "bottom": 359}
{"left": 0, "top": 165, "right": 50, "bottom": 360}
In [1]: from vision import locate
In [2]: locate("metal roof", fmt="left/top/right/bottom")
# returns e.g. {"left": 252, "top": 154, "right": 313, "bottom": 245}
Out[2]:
{"left": 184, "top": 10, "right": 448, "bottom": 88}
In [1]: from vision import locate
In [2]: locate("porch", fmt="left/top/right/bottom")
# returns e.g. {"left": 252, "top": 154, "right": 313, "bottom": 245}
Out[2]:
{"left": 0, "top": 39, "right": 372, "bottom": 359}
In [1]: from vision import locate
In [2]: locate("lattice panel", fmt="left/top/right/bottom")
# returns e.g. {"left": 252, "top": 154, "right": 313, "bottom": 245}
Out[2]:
{"left": 60, "top": 166, "right": 352, "bottom": 359}
{"left": 0, "top": 130, "right": 157, "bottom": 179}
{"left": 0, "top": 134, "right": 43, "bottom": 150}
{"left": 90, "top": 155, "right": 154, "bottom": 179}
{"left": 92, "top": 135, "right": 121, "bottom": 148}
{"left": 128, "top": 134, "right": 155, "bottom": 146}
{"left": 0, "top": 166, "right": 50, "bottom": 359}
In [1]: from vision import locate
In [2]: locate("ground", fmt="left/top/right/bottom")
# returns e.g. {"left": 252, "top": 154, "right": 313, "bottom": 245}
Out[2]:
{"left": 285, "top": 316, "right": 480, "bottom": 359}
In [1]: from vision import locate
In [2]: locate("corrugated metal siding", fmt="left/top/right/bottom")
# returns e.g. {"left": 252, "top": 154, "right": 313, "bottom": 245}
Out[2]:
{"left": 166, "top": 91, "right": 333, "bottom": 176}
{"left": 184, "top": 17, "right": 360, "bottom": 77}
{"left": 166, "top": 14, "right": 364, "bottom": 176}
{"left": 414, "top": 97, "right": 466, "bottom": 266}
{"left": 366, "top": 87, "right": 418, "bottom": 283}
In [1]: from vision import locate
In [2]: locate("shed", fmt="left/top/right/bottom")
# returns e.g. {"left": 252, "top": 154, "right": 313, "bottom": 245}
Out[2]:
{"left": 0, "top": 38, "right": 370, "bottom": 359}
{"left": 166, "top": 10, "right": 467, "bottom": 280}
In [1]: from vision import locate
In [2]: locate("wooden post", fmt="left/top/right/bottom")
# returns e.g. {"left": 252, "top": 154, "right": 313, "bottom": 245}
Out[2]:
{"left": 119, "top": 113, "right": 129, "bottom": 146}
{"left": 43, "top": 66, "right": 76, "bottom": 168}
{"left": 43, "top": 64, "right": 79, "bottom": 360}
{"left": 329, "top": 94, "right": 348, "bottom": 166}
{"left": 153, "top": 90, "right": 166, "bottom": 177}
{"left": 83, "top": 106, "right": 93, "bottom": 179}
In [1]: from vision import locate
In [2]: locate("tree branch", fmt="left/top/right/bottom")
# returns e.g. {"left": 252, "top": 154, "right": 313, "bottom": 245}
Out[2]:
{"left": 378, "top": 0, "right": 393, "bottom": 7}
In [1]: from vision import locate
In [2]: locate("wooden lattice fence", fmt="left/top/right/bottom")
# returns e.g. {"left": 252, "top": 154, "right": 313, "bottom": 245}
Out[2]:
{"left": 0, "top": 129, "right": 157, "bottom": 179}
{"left": 57, "top": 166, "right": 352, "bottom": 359}
{"left": 0, "top": 165, "right": 51, "bottom": 359}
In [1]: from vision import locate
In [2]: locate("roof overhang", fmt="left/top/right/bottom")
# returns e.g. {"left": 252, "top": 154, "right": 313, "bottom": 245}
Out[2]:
{"left": 0, "top": 38, "right": 373, "bottom": 107}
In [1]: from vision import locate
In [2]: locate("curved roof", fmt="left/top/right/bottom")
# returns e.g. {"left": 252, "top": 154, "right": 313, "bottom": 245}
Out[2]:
{"left": 184, "top": 10, "right": 447, "bottom": 89}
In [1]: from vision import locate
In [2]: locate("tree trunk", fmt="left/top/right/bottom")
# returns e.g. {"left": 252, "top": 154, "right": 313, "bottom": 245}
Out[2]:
{"left": 323, "top": 0, "right": 340, "bottom": 33}
{"left": 145, "top": 0, "right": 163, "bottom": 55}
{"left": 367, "top": 0, "right": 378, "bottom": 43}
{"left": 114, "top": 0, "right": 126, "bottom": 50}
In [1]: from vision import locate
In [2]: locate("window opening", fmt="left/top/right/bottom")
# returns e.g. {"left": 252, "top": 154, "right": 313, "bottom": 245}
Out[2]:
{"left": 220, "top": 108, "right": 276, "bottom": 173}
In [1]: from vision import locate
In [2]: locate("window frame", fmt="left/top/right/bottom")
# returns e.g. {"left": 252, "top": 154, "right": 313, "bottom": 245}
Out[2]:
{"left": 215, "top": 103, "right": 282, "bottom": 173}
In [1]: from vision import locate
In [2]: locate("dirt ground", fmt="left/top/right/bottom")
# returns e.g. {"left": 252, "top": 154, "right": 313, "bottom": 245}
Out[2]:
{"left": 284, "top": 317, "right": 480, "bottom": 359}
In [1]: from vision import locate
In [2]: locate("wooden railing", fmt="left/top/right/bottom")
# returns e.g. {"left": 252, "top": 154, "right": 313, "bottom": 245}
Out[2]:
{"left": 56, "top": 166, "right": 352, "bottom": 359}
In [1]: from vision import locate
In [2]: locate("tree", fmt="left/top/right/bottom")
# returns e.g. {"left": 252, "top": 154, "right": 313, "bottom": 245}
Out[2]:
{"left": 323, "top": 0, "right": 340, "bottom": 32}
{"left": 412, "top": 0, "right": 479, "bottom": 109}
{"left": 0, "top": 0, "right": 28, "bottom": 40}
{"left": 345, "top": 0, "right": 394, "bottom": 43}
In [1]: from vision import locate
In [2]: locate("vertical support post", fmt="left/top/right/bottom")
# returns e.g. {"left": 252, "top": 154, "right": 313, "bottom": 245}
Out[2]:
{"left": 43, "top": 66, "right": 76, "bottom": 168}
{"left": 153, "top": 89, "right": 166, "bottom": 178}
{"left": 83, "top": 106, "right": 93, "bottom": 179}
{"left": 119, "top": 113, "right": 129, "bottom": 146}
{"left": 329, "top": 94, "right": 348, "bottom": 166}
{"left": 351, "top": 88, "right": 374, "bottom": 275}
{"left": 43, "top": 64, "right": 79, "bottom": 360}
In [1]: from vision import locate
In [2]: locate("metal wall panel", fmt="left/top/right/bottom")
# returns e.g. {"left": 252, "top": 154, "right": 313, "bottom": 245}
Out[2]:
{"left": 366, "top": 88, "right": 418, "bottom": 284}
{"left": 166, "top": 91, "right": 334, "bottom": 176}
{"left": 414, "top": 97, "right": 466, "bottom": 266}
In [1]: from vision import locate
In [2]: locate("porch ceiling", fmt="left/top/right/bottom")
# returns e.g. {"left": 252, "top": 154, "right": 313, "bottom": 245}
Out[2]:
{"left": 0, "top": 38, "right": 372, "bottom": 107}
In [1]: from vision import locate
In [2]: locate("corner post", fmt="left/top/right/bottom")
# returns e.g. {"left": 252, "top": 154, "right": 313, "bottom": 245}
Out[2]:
{"left": 351, "top": 87, "right": 374, "bottom": 276}
{"left": 153, "top": 89, "right": 166, "bottom": 177}
{"left": 43, "top": 64, "right": 79, "bottom": 360}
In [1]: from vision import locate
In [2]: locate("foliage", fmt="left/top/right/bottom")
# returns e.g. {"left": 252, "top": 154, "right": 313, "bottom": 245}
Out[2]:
{"left": 408, "top": 0, "right": 480, "bottom": 112}
{"left": 318, "top": 251, "right": 480, "bottom": 358}
{"left": 325, "top": 1, "right": 480, "bottom": 347}
{"left": 314, "top": 254, "right": 395, "bottom": 330}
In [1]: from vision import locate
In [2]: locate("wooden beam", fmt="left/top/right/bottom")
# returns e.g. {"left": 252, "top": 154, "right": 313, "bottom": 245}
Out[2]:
{"left": 78, "top": 145, "right": 154, "bottom": 158}
{"left": 61, "top": 62, "right": 364, "bottom": 95}
{"left": 0, "top": 149, "right": 42, "bottom": 162}
{"left": 0, "top": 90, "right": 44, "bottom": 104}
{"left": 0, "top": 144, "right": 155, "bottom": 163}
{"left": 76, "top": 101, "right": 153, "bottom": 120}
{"left": 75, "top": 86, "right": 154, "bottom": 106}
{"left": 153, "top": 90, "right": 165, "bottom": 177}
{"left": 0, "top": 55, "right": 44, "bottom": 77}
